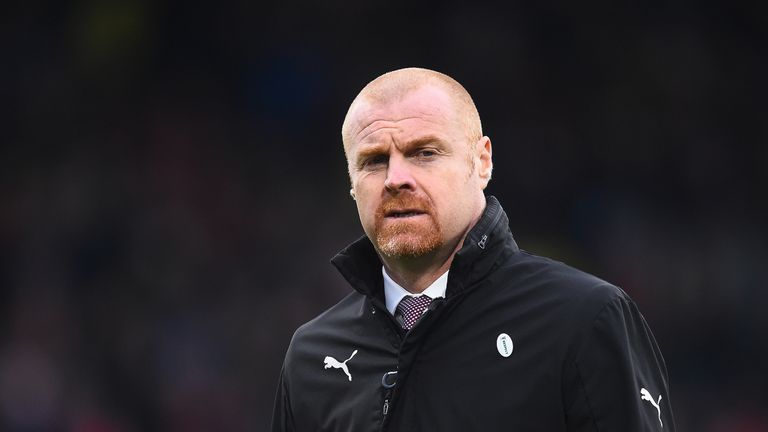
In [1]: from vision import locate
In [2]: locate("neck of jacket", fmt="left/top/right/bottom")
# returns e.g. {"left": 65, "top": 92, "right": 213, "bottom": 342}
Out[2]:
{"left": 331, "top": 195, "right": 519, "bottom": 303}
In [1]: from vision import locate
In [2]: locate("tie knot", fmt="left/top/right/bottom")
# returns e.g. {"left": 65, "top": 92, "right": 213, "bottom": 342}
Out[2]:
{"left": 396, "top": 295, "right": 433, "bottom": 330}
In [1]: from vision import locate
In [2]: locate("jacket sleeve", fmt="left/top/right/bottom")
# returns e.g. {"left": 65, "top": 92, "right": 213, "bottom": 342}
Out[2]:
{"left": 271, "top": 366, "right": 295, "bottom": 432}
{"left": 563, "top": 290, "right": 675, "bottom": 432}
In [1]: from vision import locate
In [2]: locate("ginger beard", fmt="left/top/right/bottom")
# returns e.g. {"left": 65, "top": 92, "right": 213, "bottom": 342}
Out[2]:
{"left": 373, "top": 194, "right": 443, "bottom": 258}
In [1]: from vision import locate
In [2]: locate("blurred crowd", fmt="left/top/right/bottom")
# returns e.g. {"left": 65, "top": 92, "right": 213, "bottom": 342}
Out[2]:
{"left": 2, "top": 1, "right": 766, "bottom": 431}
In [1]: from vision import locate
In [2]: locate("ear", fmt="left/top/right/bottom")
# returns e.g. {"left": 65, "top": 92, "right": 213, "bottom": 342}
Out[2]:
{"left": 476, "top": 136, "right": 493, "bottom": 189}
{"left": 347, "top": 160, "right": 357, "bottom": 193}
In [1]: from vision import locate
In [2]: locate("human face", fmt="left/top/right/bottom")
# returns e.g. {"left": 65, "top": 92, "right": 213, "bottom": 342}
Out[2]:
{"left": 346, "top": 84, "right": 491, "bottom": 260}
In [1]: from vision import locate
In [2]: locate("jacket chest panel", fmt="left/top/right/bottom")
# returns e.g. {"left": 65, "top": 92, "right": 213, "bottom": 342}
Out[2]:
{"left": 292, "top": 370, "right": 388, "bottom": 432}
{"left": 289, "top": 313, "right": 399, "bottom": 432}
{"left": 386, "top": 341, "right": 566, "bottom": 431}
{"left": 400, "top": 328, "right": 563, "bottom": 414}
{"left": 382, "top": 287, "right": 569, "bottom": 430}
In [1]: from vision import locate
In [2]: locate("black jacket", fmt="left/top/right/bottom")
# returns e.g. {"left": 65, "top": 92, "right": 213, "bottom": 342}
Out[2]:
{"left": 272, "top": 196, "right": 674, "bottom": 431}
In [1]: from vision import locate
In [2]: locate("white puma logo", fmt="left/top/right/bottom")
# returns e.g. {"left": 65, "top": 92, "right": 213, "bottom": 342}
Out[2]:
{"left": 640, "top": 388, "right": 663, "bottom": 428}
{"left": 323, "top": 350, "right": 358, "bottom": 381}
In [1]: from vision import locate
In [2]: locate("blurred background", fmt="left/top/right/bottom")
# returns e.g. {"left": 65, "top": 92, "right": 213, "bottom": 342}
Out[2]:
{"left": 1, "top": 1, "right": 766, "bottom": 431}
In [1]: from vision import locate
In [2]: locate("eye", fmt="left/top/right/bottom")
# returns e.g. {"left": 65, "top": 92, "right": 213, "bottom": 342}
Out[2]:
{"left": 414, "top": 148, "right": 438, "bottom": 159}
{"left": 360, "top": 154, "right": 388, "bottom": 170}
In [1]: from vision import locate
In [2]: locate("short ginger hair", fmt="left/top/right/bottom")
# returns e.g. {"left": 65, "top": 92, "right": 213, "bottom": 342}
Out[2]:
{"left": 341, "top": 67, "right": 483, "bottom": 154}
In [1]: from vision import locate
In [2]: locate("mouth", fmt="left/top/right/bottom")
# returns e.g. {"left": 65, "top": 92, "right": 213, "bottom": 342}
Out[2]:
{"left": 385, "top": 209, "right": 427, "bottom": 219}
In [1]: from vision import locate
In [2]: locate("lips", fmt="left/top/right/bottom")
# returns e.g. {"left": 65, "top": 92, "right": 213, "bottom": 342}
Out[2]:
{"left": 377, "top": 194, "right": 433, "bottom": 222}
{"left": 385, "top": 209, "right": 427, "bottom": 218}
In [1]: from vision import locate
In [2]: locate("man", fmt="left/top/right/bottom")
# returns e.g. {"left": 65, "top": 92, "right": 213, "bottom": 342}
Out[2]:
{"left": 272, "top": 67, "right": 674, "bottom": 431}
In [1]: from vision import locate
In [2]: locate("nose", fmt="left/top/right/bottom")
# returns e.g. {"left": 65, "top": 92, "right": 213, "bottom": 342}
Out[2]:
{"left": 384, "top": 155, "right": 415, "bottom": 193}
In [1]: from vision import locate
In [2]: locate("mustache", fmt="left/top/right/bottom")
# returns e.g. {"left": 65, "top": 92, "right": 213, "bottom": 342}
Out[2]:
{"left": 376, "top": 194, "right": 433, "bottom": 217}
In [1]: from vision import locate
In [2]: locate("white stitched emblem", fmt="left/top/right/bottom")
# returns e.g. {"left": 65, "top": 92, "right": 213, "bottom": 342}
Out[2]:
{"left": 323, "top": 350, "right": 358, "bottom": 381}
{"left": 640, "top": 388, "right": 663, "bottom": 428}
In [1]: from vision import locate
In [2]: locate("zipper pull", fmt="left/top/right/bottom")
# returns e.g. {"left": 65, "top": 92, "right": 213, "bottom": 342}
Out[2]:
{"left": 380, "top": 371, "right": 396, "bottom": 424}
{"left": 381, "top": 387, "right": 393, "bottom": 422}
{"left": 478, "top": 234, "right": 488, "bottom": 249}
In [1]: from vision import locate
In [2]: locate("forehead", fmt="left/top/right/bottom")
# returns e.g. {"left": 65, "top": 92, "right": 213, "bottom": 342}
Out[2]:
{"left": 347, "top": 85, "right": 461, "bottom": 147}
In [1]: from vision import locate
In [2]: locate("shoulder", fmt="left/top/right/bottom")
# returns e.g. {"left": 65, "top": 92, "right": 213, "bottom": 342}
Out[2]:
{"left": 496, "top": 249, "right": 628, "bottom": 307}
{"left": 506, "top": 252, "right": 653, "bottom": 351}
{"left": 483, "top": 249, "right": 636, "bottom": 341}
{"left": 283, "top": 291, "right": 369, "bottom": 368}
{"left": 291, "top": 291, "right": 367, "bottom": 343}
{"left": 491, "top": 249, "right": 657, "bottom": 359}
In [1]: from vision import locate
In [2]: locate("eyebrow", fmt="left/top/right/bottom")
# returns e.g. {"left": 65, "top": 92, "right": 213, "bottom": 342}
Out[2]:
{"left": 405, "top": 135, "right": 444, "bottom": 149}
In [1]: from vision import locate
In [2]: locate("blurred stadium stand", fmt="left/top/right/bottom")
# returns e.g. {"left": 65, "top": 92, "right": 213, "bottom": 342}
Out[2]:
{"left": 1, "top": 1, "right": 766, "bottom": 431}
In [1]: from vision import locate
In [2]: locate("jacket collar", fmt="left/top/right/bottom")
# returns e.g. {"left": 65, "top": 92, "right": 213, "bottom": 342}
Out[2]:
{"left": 330, "top": 195, "right": 519, "bottom": 300}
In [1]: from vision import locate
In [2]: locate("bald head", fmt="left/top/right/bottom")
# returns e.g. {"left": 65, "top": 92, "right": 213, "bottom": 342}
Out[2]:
{"left": 341, "top": 68, "right": 482, "bottom": 155}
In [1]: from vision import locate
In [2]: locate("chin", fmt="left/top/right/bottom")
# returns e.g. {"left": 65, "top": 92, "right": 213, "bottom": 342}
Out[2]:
{"left": 376, "top": 234, "right": 443, "bottom": 258}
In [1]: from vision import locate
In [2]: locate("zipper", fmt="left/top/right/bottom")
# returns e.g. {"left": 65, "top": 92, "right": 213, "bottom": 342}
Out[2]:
{"left": 381, "top": 388, "right": 393, "bottom": 427}
{"left": 382, "top": 395, "right": 390, "bottom": 416}
{"left": 476, "top": 204, "right": 503, "bottom": 249}
{"left": 374, "top": 297, "right": 447, "bottom": 429}
{"left": 380, "top": 369, "right": 397, "bottom": 428}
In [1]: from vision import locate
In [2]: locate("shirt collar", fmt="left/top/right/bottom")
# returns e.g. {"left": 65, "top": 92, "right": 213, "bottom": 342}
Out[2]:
{"left": 382, "top": 267, "right": 449, "bottom": 315}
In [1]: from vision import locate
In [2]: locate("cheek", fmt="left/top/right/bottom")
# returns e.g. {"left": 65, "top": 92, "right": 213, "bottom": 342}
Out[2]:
{"left": 355, "top": 203, "right": 376, "bottom": 238}
{"left": 355, "top": 191, "right": 380, "bottom": 227}
{"left": 433, "top": 180, "right": 474, "bottom": 226}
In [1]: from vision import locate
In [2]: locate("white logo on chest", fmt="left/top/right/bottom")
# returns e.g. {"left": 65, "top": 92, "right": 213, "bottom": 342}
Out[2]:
{"left": 323, "top": 350, "right": 358, "bottom": 381}
{"left": 496, "top": 333, "right": 513, "bottom": 357}
{"left": 640, "top": 388, "right": 663, "bottom": 428}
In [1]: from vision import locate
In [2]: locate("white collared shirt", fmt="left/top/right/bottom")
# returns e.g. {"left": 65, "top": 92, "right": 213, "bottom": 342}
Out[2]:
{"left": 382, "top": 267, "right": 449, "bottom": 315}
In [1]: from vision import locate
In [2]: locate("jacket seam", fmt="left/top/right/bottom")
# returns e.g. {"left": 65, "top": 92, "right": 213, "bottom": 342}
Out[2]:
{"left": 566, "top": 294, "right": 623, "bottom": 431}
{"left": 279, "top": 367, "right": 296, "bottom": 431}
{"left": 572, "top": 358, "right": 601, "bottom": 432}
{"left": 567, "top": 288, "right": 622, "bottom": 365}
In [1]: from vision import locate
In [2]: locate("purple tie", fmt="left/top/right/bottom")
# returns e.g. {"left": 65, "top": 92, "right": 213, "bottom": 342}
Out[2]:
{"left": 395, "top": 295, "right": 433, "bottom": 330}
